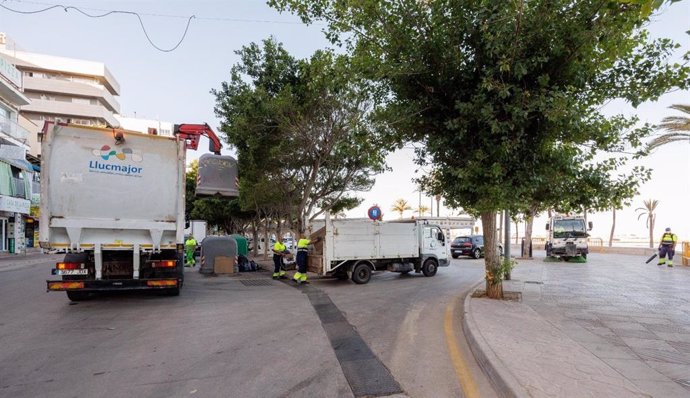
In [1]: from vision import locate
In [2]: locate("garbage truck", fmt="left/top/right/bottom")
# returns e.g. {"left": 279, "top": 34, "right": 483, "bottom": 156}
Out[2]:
{"left": 42, "top": 121, "right": 237, "bottom": 300}
{"left": 545, "top": 214, "right": 592, "bottom": 260}
{"left": 307, "top": 214, "right": 449, "bottom": 284}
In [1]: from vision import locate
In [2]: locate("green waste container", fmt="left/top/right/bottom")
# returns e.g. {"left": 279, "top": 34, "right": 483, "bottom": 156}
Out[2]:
{"left": 231, "top": 234, "right": 248, "bottom": 257}
{"left": 8, "top": 238, "right": 14, "bottom": 254}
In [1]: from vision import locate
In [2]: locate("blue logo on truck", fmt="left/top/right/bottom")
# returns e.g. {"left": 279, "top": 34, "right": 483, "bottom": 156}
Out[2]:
{"left": 89, "top": 145, "right": 143, "bottom": 177}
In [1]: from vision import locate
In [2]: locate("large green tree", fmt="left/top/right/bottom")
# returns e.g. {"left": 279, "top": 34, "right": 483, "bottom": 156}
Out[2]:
{"left": 271, "top": 0, "right": 690, "bottom": 297}
{"left": 185, "top": 160, "right": 255, "bottom": 235}
{"left": 213, "top": 38, "right": 393, "bottom": 234}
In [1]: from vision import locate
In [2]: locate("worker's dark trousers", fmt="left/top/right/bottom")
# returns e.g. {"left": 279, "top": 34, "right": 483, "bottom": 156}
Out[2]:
{"left": 273, "top": 254, "right": 283, "bottom": 273}
{"left": 296, "top": 250, "right": 308, "bottom": 273}
{"left": 659, "top": 245, "right": 675, "bottom": 260}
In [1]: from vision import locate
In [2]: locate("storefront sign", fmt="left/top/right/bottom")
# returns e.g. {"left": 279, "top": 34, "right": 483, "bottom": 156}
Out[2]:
{"left": 0, "top": 195, "right": 30, "bottom": 214}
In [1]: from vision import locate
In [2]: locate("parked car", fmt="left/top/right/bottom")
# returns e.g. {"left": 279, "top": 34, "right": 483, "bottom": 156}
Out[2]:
{"left": 450, "top": 235, "right": 503, "bottom": 259}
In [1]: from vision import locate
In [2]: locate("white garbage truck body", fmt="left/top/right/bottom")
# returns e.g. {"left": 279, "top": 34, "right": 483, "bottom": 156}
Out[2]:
{"left": 308, "top": 214, "right": 450, "bottom": 284}
{"left": 41, "top": 122, "right": 187, "bottom": 299}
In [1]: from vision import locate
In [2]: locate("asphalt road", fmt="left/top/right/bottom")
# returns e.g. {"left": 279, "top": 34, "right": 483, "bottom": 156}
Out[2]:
{"left": 0, "top": 254, "right": 497, "bottom": 398}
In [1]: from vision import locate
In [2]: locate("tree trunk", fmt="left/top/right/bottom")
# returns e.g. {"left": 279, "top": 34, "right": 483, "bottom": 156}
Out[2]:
{"left": 523, "top": 207, "right": 535, "bottom": 258}
{"left": 649, "top": 214, "right": 655, "bottom": 249}
{"left": 608, "top": 208, "right": 615, "bottom": 247}
{"left": 252, "top": 220, "right": 259, "bottom": 257}
{"left": 263, "top": 217, "right": 270, "bottom": 260}
{"left": 481, "top": 211, "right": 503, "bottom": 299}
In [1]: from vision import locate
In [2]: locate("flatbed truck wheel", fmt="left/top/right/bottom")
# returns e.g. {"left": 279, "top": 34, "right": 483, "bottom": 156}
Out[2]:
{"left": 422, "top": 259, "right": 438, "bottom": 277}
{"left": 352, "top": 263, "right": 372, "bottom": 284}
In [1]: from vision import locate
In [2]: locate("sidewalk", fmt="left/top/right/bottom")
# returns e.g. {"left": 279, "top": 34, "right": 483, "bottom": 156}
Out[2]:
{"left": 464, "top": 252, "right": 690, "bottom": 397}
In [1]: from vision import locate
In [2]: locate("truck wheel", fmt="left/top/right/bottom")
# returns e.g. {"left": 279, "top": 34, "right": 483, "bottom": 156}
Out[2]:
{"left": 472, "top": 249, "right": 481, "bottom": 259}
{"left": 422, "top": 259, "right": 438, "bottom": 277}
{"left": 351, "top": 263, "right": 372, "bottom": 284}
{"left": 66, "top": 291, "right": 89, "bottom": 301}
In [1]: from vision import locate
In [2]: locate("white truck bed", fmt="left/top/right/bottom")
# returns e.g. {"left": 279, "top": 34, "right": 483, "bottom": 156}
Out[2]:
{"left": 327, "top": 219, "right": 419, "bottom": 262}
{"left": 39, "top": 122, "right": 186, "bottom": 252}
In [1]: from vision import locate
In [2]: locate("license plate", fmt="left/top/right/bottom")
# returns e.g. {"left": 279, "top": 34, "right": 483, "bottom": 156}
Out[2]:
{"left": 53, "top": 269, "right": 88, "bottom": 276}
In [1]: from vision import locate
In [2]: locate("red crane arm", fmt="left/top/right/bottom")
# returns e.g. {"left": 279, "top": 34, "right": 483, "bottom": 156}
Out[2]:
{"left": 173, "top": 123, "right": 222, "bottom": 155}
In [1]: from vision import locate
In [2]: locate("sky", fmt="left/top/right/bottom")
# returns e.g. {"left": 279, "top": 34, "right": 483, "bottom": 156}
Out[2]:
{"left": 1, "top": 0, "right": 688, "bottom": 243}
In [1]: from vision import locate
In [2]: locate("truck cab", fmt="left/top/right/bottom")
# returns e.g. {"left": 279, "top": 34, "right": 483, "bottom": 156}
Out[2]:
{"left": 545, "top": 215, "right": 592, "bottom": 260}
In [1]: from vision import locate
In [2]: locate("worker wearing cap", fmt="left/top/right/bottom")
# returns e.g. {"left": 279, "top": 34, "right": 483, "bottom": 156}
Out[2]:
{"left": 293, "top": 234, "right": 320, "bottom": 284}
{"left": 184, "top": 236, "right": 197, "bottom": 267}
{"left": 272, "top": 237, "right": 288, "bottom": 279}
{"left": 657, "top": 227, "right": 678, "bottom": 267}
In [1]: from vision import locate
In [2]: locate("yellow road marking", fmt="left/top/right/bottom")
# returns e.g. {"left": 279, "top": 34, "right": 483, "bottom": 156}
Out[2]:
{"left": 445, "top": 298, "right": 480, "bottom": 398}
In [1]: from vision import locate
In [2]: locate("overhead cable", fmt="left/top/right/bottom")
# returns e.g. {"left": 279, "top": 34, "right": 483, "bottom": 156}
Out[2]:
{"left": 0, "top": 1, "right": 195, "bottom": 52}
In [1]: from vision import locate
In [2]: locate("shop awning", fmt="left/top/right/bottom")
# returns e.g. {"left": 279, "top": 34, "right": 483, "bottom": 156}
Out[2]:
{"left": 0, "top": 157, "right": 35, "bottom": 172}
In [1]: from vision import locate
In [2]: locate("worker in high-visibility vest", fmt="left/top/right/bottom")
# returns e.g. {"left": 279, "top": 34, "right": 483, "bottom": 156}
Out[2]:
{"left": 272, "top": 237, "right": 288, "bottom": 279}
{"left": 657, "top": 227, "right": 678, "bottom": 267}
{"left": 293, "top": 234, "right": 319, "bottom": 284}
{"left": 184, "top": 236, "right": 197, "bottom": 267}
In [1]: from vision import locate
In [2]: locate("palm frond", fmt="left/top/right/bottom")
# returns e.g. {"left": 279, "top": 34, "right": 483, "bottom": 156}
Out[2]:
{"left": 668, "top": 104, "right": 690, "bottom": 115}
{"left": 647, "top": 133, "right": 690, "bottom": 151}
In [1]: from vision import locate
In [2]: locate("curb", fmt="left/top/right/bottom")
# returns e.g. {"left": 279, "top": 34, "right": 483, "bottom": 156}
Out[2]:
{"left": 462, "top": 281, "right": 527, "bottom": 398}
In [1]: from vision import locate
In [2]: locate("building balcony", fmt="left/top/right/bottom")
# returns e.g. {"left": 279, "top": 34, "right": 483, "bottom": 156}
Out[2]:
{"left": 0, "top": 117, "right": 30, "bottom": 142}
{"left": 23, "top": 76, "right": 120, "bottom": 113}
{"left": 21, "top": 99, "right": 119, "bottom": 127}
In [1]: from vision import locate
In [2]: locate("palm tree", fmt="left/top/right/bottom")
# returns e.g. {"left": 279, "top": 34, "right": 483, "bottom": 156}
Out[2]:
{"left": 635, "top": 199, "right": 659, "bottom": 249}
{"left": 391, "top": 199, "right": 412, "bottom": 219}
{"left": 649, "top": 104, "right": 690, "bottom": 151}
{"left": 608, "top": 208, "right": 616, "bottom": 247}
{"left": 415, "top": 205, "right": 430, "bottom": 217}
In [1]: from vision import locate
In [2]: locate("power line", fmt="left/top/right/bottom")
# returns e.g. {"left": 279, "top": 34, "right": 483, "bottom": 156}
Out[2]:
{"left": 0, "top": 0, "right": 196, "bottom": 52}
{"left": 2, "top": 0, "right": 313, "bottom": 24}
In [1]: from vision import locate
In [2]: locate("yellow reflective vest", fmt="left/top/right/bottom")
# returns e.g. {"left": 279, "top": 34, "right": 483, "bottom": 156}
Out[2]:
{"left": 660, "top": 233, "right": 677, "bottom": 246}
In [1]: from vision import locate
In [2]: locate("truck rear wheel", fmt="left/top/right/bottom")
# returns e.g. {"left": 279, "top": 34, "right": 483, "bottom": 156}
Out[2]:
{"left": 422, "top": 259, "right": 438, "bottom": 277}
{"left": 66, "top": 291, "right": 89, "bottom": 301}
{"left": 352, "top": 263, "right": 372, "bottom": 284}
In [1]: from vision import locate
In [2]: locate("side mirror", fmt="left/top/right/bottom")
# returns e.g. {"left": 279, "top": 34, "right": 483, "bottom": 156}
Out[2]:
{"left": 545, "top": 224, "right": 550, "bottom": 231}
{"left": 588, "top": 221, "right": 593, "bottom": 230}
{"left": 437, "top": 232, "right": 445, "bottom": 241}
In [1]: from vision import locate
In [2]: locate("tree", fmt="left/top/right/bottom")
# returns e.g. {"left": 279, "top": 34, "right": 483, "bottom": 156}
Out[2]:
{"left": 391, "top": 199, "right": 412, "bottom": 218}
{"left": 609, "top": 208, "right": 616, "bottom": 247}
{"left": 184, "top": 160, "right": 199, "bottom": 222}
{"left": 213, "top": 38, "right": 393, "bottom": 234}
{"left": 649, "top": 104, "right": 690, "bottom": 150}
{"left": 636, "top": 198, "right": 659, "bottom": 248}
{"left": 415, "top": 205, "right": 430, "bottom": 217}
{"left": 270, "top": 0, "right": 690, "bottom": 298}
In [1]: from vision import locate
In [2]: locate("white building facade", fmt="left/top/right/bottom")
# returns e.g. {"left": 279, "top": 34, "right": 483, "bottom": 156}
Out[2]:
{"left": 0, "top": 34, "right": 35, "bottom": 253}
{"left": 115, "top": 115, "right": 174, "bottom": 137}
{"left": 0, "top": 32, "right": 121, "bottom": 159}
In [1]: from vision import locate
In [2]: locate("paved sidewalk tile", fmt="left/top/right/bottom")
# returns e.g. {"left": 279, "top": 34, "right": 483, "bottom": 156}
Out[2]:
{"left": 465, "top": 252, "right": 690, "bottom": 397}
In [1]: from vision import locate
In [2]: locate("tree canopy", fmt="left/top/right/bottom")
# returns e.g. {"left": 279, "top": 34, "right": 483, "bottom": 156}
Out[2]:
{"left": 270, "top": 0, "right": 690, "bottom": 297}
{"left": 212, "top": 37, "right": 395, "bottom": 233}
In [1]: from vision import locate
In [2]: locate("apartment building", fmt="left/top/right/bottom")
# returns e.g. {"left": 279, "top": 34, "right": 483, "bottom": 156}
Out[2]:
{"left": 0, "top": 32, "right": 121, "bottom": 159}
{"left": 115, "top": 115, "right": 174, "bottom": 137}
{"left": 0, "top": 37, "right": 36, "bottom": 253}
